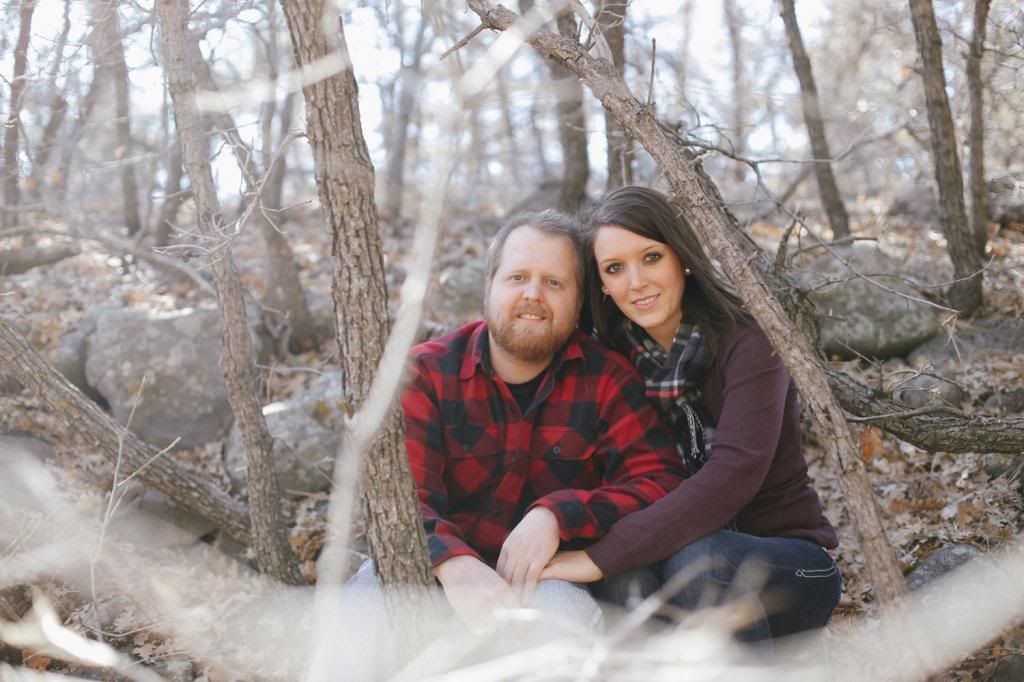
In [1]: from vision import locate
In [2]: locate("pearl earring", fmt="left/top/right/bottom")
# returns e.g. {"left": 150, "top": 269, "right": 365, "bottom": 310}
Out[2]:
{"left": 684, "top": 267, "right": 692, "bottom": 275}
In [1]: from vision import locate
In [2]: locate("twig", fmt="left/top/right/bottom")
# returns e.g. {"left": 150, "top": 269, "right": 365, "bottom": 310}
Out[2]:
{"left": 645, "top": 38, "right": 656, "bottom": 111}
{"left": 846, "top": 405, "right": 962, "bottom": 422}
{"left": 441, "top": 23, "right": 486, "bottom": 61}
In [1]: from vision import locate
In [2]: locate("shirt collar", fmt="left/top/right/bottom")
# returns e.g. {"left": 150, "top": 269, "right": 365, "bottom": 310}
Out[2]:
{"left": 459, "top": 321, "right": 585, "bottom": 381}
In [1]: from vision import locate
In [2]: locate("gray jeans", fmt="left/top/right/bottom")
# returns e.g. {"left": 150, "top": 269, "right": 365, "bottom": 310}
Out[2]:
{"left": 331, "top": 560, "right": 604, "bottom": 679}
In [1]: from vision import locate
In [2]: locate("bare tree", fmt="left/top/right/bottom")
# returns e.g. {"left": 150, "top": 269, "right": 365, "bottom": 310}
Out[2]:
{"left": 383, "top": 8, "right": 432, "bottom": 219}
{"left": 29, "top": 0, "right": 72, "bottom": 200}
{"left": 966, "top": 0, "right": 991, "bottom": 254}
{"left": 778, "top": 0, "right": 851, "bottom": 239}
{"left": 467, "top": 0, "right": 907, "bottom": 606}
{"left": 277, "top": 0, "right": 433, "bottom": 593}
{"left": 186, "top": 35, "right": 317, "bottom": 352}
{"left": 2, "top": 0, "right": 36, "bottom": 228}
{"left": 722, "top": 0, "right": 748, "bottom": 181}
{"left": 907, "top": 0, "right": 984, "bottom": 314}
{"left": 90, "top": 0, "right": 142, "bottom": 235}
{"left": 155, "top": 0, "right": 302, "bottom": 585}
{"left": 598, "top": 0, "right": 632, "bottom": 190}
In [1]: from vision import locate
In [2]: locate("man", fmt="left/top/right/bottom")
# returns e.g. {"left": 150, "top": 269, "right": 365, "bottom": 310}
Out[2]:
{"left": 395, "top": 210, "right": 686, "bottom": 626}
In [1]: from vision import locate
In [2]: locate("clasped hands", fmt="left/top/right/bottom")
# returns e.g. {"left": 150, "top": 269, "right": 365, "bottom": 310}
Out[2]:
{"left": 433, "top": 507, "right": 604, "bottom": 627}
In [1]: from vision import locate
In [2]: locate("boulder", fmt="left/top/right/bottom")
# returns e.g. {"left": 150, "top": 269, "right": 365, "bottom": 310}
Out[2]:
{"left": 988, "top": 172, "right": 1024, "bottom": 227}
{"left": 110, "top": 488, "right": 218, "bottom": 549}
{"left": 992, "top": 654, "right": 1024, "bottom": 682}
{"left": 85, "top": 306, "right": 269, "bottom": 449}
{"left": 49, "top": 302, "right": 124, "bottom": 402}
{"left": 905, "top": 543, "right": 989, "bottom": 591}
{"left": 887, "top": 185, "right": 937, "bottom": 224}
{"left": 794, "top": 245, "right": 940, "bottom": 359}
{"left": 224, "top": 371, "right": 345, "bottom": 495}
{"left": 907, "top": 318, "right": 1024, "bottom": 369}
{"left": 983, "top": 388, "right": 1024, "bottom": 415}
{"left": 892, "top": 373, "right": 964, "bottom": 409}
{"left": 425, "top": 258, "right": 486, "bottom": 325}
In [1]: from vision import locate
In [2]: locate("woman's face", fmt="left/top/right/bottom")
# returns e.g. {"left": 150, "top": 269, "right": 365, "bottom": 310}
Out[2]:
{"left": 592, "top": 225, "right": 686, "bottom": 351}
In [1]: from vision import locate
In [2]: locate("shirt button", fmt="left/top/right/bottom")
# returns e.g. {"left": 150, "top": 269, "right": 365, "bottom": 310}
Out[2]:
{"left": 553, "top": 446, "right": 561, "bottom": 454}
{"left": 463, "top": 444, "right": 471, "bottom": 451}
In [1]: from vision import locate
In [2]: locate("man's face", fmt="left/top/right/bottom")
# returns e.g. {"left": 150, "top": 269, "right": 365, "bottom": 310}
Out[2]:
{"left": 484, "top": 225, "right": 580, "bottom": 364}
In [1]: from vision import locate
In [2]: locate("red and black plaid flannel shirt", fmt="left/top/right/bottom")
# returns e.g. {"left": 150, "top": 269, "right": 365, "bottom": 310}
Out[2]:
{"left": 402, "top": 321, "right": 687, "bottom": 567}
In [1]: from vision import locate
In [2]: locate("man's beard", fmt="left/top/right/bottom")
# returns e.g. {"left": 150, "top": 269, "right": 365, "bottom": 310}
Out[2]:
{"left": 486, "top": 304, "right": 571, "bottom": 363}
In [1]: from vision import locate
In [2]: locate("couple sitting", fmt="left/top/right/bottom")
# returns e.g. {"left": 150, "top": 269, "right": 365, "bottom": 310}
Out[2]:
{"left": 352, "top": 186, "right": 841, "bottom": 648}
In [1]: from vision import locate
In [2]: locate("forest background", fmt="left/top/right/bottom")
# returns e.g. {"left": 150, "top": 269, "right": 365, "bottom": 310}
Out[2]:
{"left": 1, "top": 0, "right": 1024, "bottom": 679}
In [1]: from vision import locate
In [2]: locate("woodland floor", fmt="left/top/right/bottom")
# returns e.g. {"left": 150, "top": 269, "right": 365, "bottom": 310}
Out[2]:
{"left": 1, "top": 203, "right": 1023, "bottom": 680}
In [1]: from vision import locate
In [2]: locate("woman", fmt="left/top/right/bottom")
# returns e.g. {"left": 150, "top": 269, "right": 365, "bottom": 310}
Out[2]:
{"left": 542, "top": 186, "right": 841, "bottom": 642}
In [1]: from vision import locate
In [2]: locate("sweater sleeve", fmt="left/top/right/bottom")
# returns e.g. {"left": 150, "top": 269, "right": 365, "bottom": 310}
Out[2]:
{"left": 584, "top": 325, "right": 791, "bottom": 578}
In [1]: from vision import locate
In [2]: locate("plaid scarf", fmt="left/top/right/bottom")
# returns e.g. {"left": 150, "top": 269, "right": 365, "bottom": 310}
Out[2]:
{"left": 618, "top": 320, "right": 716, "bottom": 475}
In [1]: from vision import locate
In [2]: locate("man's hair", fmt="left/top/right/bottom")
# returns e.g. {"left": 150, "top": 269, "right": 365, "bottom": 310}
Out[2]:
{"left": 485, "top": 209, "right": 586, "bottom": 294}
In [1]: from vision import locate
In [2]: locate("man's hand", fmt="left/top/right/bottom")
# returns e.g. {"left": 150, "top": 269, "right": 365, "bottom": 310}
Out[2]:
{"left": 496, "top": 506, "right": 561, "bottom": 604}
{"left": 541, "top": 550, "right": 604, "bottom": 583}
{"left": 433, "top": 555, "right": 514, "bottom": 629}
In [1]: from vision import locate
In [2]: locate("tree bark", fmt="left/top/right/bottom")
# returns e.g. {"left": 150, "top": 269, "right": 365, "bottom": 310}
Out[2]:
{"left": 154, "top": 141, "right": 186, "bottom": 248}
{"left": 467, "top": 0, "right": 907, "bottom": 606}
{"left": 598, "top": 0, "right": 632, "bottom": 190}
{"left": 186, "top": 37, "right": 317, "bottom": 352}
{"left": 90, "top": 0, "right": 142, "bottom": 235}
{"left": 156, "top": 0, "right": 302, "bottom": 585}
{"left": 967, "top": 0, "right": 991, "bottom": 255}
{"left": 56, "top": 74, "right": 101, "bottom": 198}
{"left": 779, "top": 0, "right": 851, "bottom": 239}
{"left": 29, "top": 0, "right": 72, "bottom": 200}
{"left": 0, "top": 317, "right": 251, "bottom": 543}
{"left": 908, "top": 0, "right": 984, "bottom": 315}
{"left": 278, "top": 0, "right": 432, "bottom": 591}
{"left": 2, "top": 0, "right": 36, "bottom": 229}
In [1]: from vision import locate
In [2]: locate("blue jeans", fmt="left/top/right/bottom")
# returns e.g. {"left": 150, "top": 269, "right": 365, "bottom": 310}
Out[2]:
{"left": 593, "top": 530, "right": 841, "bottom": 642}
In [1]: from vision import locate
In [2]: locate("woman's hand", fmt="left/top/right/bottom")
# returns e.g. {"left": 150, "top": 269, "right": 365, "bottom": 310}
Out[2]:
{"left": 541, "top": 550, "right": 604, "bottom": 583}
{"left": 496, "top": 507, "right": 561, "bottom": 604}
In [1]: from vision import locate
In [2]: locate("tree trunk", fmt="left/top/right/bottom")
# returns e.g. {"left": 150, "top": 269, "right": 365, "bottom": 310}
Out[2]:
{"left": 278, "top": 0, "right": 432, "bottom": 590}
{"left": 967, "top": 0, "right": 991, "bottom": 255}
{"left": 2, "top": 0, "right": 36, "bottom": 229}
{"left": 779, "top": 0, "right": 851, "bottom": 240}
{"left": 467, "top": 0, "right": 907, "bottom": 606}
{"left": 383, "top": 12, "right": 430, "bottom": 220}
{"left": 29, "top": 0, "right": 71, "bottom": 200}
{"left": 185, "top": 37, "right": 317, "bottom": 352}
{"left": 56, "top": 74, "right": 101, "bottom": 198}
{"left": 521, "top": 0, "right": 589, "bottom": 209}
{"left": 599, "top": 0, "right": 632, "bottom": 190}
{"left": 722, "top": 0, "right": 747, "bottom": 181}
{"left": 0, "top": 317, "right": 251, "bottom": 543}
{"left": 154, "top": 141, "right": 186, "bottom": 248}
{"left": 155, "top": 0, "right": 302, "bottom": 585}
{"left": 496, "top": 65, "right": 524, "bottom": 185}
{"left": 908, "top": 0, "right": 984, "bottom": 315}
{"left": 90, "top": 0, "right": 142, "bottom": 235}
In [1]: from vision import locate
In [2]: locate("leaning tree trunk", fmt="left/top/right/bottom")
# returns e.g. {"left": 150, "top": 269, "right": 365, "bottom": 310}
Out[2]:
{"left": 467, "top": 0, "right": 907, "bottom": 606}
{"left": 0, "top": 317, "right": 251, "bottom": 542}
{"left": 155, "top": 0, "right": 302, "bottom": 585}
{"left": 598, "top": 0, "right": 632, "bottom": 190}
{"left": 908, "top": 0, "right": 984, "bottom": 315}
{"left": 966, "top": 0, "right": 991, "bottom": 255}
{"left": 91, "top": 0, "right": 142, "bottom": 235}
{"left": 779, "top": 0, "right": 851, "bottom": 240}
{"left": 279, "top": 0, "right": 433, "bottom": 591}
{"left": 2, "top": 0, "right": 36, "bottom": 229}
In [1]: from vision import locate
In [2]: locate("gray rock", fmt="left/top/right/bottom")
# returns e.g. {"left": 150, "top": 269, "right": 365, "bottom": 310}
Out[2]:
{"left": 794, "top": 245, "right": 940, "bottom": 359}
{"left": 983, "top": 388, "right": 1024, "bottom": 415}
{"left": 111, "top": 489, "right": 217, "bottom": 548}
{"left": 85, "top": 306, "right": 266, "bottom": 448}
{"left": 907, "top": 318, "right": 1024, "bottom": 369}
{"left": 0, "top": 433, "right": 54, "bottom": 462}
{"left": 887, "top": 185, "right": 937, "bottom": 224}
{"left": 305, "top": 290, "right": 337, "bottom": 347}
{"left": 892, "top": 373, "right": 964, "bottom": 409}
{"left": 49, "top": 303, "right": 123, "bottom": 402}
{"left": 992, "top": 654, "right": 1024, "bottom": 682}
{"left": 425, "top": 258, "right": 486, "bottom": 325}
{"left": 156, "top": 658, "right": 194, "bottom": 682}
{"left": 979, "top": 453, "right": 1024, "bottom": 480}
{"left": 905, "top": 544, "right": 987, "bottom": 591}
{"left": 224, "top": 371, "right": 344, "bottom": 495}
{"left": 988, "top": 172, "right": 1024, "bottom": 226}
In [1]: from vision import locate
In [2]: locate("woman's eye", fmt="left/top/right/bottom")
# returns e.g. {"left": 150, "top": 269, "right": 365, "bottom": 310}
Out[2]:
{"left": 604, "top": 263, "right": 622, "bottom": 275}
{"left": 644, "top": 252, "right": 662, "bottom": 263}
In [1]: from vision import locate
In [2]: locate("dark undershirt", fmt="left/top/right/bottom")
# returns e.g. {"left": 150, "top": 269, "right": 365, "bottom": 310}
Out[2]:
{"left": 506, "top": 372, "right": 545, "bottom": 413}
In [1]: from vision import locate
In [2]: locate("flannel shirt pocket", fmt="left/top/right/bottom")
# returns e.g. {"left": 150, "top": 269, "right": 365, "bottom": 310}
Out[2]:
{"left": 532, "top": 426, "right": 597, "bottom": 461}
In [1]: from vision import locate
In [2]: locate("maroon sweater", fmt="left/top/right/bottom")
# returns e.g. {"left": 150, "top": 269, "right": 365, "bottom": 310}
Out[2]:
{"left": 585, "top": 323, "right": 838, "bottom": 578}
